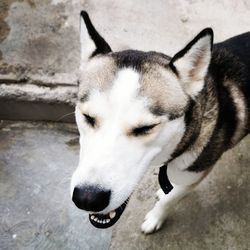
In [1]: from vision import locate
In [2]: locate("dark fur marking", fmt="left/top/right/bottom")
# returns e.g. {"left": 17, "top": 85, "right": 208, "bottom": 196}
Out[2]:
{"left": 168, "top": 112, "right": 184, "bottom": 121}
{"left": 112, "top": 50, "right": 171, "bottom": 72}
{"left": 78, "top": 93, "right": 89, "bottom": 103}
{"left": 170, "top": 98, "right": 202, "bottom": 160}
{"left": 168, "top": 62, "right": 179, "bottom": 77}
{"left": 81, "top": 11, "right": 112, "bottom": 57}
{"left": 169, "top": 28, "right": 213, "bottom": 67}
{"left": 150, "top": 105, "right": 167, "bottom": 116}
{"left": 216, "top": 33, "right": 250, "bottom": 131}
{"left": 168, "top": 113, "right": 183, "bottom": 121}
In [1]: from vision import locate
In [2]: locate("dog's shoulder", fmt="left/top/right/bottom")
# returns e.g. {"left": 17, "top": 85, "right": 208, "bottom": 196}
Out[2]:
{"left": 215, "top": 32, "right": 250, "bottom": 67}
{"left": 210, "top": 32, "right": 250, "bottom": 130}
{"left": 211, "top": 32, "right": 250, "bottom": 86}
{"left": 182, "top": 33, "right": 250, "bottom": 172}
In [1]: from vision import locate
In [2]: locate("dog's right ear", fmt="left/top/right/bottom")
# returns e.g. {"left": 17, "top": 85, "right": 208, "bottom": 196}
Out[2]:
{"left": 80, "top": 11, "right": 112, "bottom": 63}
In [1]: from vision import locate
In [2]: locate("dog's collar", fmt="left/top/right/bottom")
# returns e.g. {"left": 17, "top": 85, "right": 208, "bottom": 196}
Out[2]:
{"left": 158, "top": 164, "right": 173, "bottom": 194}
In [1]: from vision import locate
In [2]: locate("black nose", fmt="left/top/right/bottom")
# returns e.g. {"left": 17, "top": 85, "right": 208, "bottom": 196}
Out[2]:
{"left": 72, "top": 185, "right": 111, "bottom": 212}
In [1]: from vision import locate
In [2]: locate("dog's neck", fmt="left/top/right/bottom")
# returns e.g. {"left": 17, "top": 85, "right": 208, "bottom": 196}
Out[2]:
{"left": 166, "top": 76, "right": 218, "bottom": 171}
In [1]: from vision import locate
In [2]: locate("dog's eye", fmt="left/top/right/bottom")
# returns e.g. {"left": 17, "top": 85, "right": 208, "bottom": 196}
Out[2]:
{"left": 131, "top": 124, "right": 158, "bottom": 136}
{"left": 83, "top": 114, "right": 96, "bottom": 127}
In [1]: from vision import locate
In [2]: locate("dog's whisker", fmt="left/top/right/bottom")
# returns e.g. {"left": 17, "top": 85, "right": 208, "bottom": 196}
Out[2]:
{"left": 56, "top": 112, "right": 75, "bottom": 122}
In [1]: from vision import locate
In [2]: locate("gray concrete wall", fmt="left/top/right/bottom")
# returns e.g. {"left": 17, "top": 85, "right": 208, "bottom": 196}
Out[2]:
{"left": 1, "top": 0, "right": 250, "bottom": 122}
{"left": 0, "top": 0, "right": 81, "bottom": 122}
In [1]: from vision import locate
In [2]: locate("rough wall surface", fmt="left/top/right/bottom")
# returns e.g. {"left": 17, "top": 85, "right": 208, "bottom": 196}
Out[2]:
{"left": 0, "top": 0, "right": 250, "bottom": 121}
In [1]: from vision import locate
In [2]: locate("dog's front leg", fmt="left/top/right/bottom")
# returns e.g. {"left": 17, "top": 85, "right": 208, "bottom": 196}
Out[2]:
{"left": 141, "top": 166, "right": 209, "bottom": 234}
{"left": 141, "top": 182, "right": 194, "bottom": 234}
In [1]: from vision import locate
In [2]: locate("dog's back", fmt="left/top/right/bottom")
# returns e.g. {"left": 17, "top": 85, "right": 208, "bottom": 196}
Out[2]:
{"left": 214, "top": 33, "right": 250, "bottom": 131}
{"left": 216, "top": 32, "right": 250, "bottom": 71}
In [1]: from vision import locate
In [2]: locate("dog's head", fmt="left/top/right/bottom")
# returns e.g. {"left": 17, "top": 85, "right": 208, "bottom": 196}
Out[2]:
{"left": 71, "top": 11, "right": 213, "bottom": 228}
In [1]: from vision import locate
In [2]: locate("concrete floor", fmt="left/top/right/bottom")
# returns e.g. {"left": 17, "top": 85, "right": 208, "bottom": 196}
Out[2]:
{"left": 0, "top": 122, "right": 250, "bottom": 250}
{"left": 0, "top": 122, "right": 111, "bottom": 250}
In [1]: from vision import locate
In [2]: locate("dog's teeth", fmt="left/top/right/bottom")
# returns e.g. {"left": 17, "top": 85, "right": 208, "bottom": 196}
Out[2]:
{"left": 90, "top": 215, "right": 95, "bottom": 220}
{"left": 109, "top": 211, "right": 116, "bottom": 219}
{"left": 94, "top": 217, "right": 98, "bottom": 222}
{"left": 106, "top": 219, "right": 111, "bottom": 223}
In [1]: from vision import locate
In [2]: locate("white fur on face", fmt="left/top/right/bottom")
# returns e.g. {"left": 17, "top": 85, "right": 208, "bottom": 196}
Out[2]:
{"left": 71, "top": 68, "right": 186, "bottom": 213}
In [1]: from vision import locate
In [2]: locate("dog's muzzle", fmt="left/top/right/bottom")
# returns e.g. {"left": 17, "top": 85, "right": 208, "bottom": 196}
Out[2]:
{"left": 72, "top": 165, "right": 171, "bottom": 229}
{"left": 72, "top": 184, "right": 130, "bottom": 228}
{"left": 89, "top": 164, "right": 172, "bottom": 228}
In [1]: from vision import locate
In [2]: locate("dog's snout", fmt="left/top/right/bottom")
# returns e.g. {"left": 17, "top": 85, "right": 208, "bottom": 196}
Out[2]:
{"left": 72, "top": 185, "right": 111, "bottom": 212}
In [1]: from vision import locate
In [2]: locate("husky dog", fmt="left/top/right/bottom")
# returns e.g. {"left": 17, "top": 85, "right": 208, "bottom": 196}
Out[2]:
{"left": 71, "top": 11, "right": 250, "bottom": 234}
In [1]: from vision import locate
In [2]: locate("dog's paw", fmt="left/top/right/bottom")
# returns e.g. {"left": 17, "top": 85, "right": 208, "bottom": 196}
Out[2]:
{"left": 156, "top": 189, "right": 165, "bottom": 200}
{"left": 141, "top": 209, "right": 165, "bottom": 234}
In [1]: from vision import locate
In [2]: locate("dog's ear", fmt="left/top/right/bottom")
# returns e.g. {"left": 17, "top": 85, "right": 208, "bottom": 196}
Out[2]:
{"left": 169, "top": 28, "right": 213, "bottom": 98}
{"left": 80, "top": 11, "right": 112, "bottom": 63}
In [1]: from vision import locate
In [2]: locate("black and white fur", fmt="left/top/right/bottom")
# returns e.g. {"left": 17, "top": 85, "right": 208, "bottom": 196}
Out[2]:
{"left": 71, "top": 11, "right": 250, "bottom": 233}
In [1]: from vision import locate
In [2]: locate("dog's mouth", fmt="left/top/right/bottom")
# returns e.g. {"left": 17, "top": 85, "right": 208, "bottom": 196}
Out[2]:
{"left": 89, "top": 198, "right": 129, "bottom": 229}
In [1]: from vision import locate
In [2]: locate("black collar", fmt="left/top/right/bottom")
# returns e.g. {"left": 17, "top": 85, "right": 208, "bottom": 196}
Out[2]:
{"left": 158, "top": 164, "right": 173, "bottom": 194}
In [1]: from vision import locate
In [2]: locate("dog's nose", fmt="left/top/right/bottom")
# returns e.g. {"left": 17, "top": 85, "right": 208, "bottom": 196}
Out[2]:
{"left": 72, "top": 185, "right": 111, "bottom": 212}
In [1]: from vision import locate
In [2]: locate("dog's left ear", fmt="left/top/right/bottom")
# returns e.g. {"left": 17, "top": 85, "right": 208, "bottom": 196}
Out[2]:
{"left": 80, "top": 11, "right": 112, "bottom": 63}
{"left": 169, "top": 28, "right": 213, "bottom": 98}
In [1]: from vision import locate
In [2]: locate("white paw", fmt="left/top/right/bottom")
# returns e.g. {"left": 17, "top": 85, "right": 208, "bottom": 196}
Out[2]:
{"left": 156, "top": 189, "right": 165, "bottom": 200}
{"left": 141, "top": 208, "right": 165, "bottom": 234}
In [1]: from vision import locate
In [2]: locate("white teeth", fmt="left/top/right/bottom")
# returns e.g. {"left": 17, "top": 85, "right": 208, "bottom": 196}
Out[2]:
{"left": 90, "top": 213, "right": 113, "bottom": 224}
{"left": 97, "top": 219, "right": 106, "bottom": 224}
{"left": 109, "top": 211, "right": 116, "bottom": 219}
{"left": 91, "top": 216, "right": 106, "bottom": 224}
